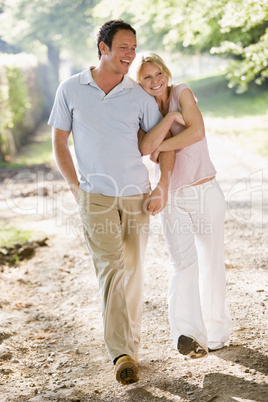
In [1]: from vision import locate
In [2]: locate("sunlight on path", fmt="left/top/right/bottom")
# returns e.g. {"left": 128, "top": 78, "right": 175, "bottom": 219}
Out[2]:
{"left": 207, "top": 130, "right": 268, "bottom": 235}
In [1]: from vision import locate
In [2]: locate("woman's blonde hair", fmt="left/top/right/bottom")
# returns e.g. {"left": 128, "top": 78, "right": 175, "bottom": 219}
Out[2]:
{"left": 136, "top": 52, "right": 172, "bottom": 83}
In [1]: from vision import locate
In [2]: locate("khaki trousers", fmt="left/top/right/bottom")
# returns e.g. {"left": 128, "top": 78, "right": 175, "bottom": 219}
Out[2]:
{"left": 78, "top": 190, "right": 149, "bottom": 361}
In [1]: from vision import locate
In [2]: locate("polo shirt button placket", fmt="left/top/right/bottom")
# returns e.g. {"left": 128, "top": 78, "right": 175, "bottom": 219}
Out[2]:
{"left": 102, "top": 93, "right": 108, "bottom": 103}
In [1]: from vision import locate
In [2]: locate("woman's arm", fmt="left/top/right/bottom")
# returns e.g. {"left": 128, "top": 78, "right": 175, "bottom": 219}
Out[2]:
{"left": 146, "top": 148, "right": 175, "bottom": 215}
{"left": 138, "top": 111, "right": 185, "bottom": 156}
{"left": 155, "top": 89, "right": 205, "bottom": 153}
{"left": 145, "top": 128, "right": 175, "bottom": 215}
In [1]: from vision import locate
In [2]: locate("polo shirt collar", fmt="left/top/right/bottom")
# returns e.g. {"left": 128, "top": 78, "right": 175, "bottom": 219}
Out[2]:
{"left": 79, "top": 67, "right": 134, "bottom": 90}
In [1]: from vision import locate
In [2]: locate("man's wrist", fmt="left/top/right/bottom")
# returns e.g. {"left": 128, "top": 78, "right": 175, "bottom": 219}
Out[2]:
{"left": 68, "top": 181, "right": 79, "bottom": 191}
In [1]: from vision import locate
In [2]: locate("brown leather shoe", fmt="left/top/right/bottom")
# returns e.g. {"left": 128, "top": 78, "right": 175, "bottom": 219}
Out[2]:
{"left": 114, "top": 355, "right": 139, "bottom": 385}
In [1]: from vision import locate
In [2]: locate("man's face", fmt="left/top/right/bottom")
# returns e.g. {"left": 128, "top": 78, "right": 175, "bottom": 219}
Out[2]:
{"left": 103, "top": 29, "right": 137, "bottom": 75}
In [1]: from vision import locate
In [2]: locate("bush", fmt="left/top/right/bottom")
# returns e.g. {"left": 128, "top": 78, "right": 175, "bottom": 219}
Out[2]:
{"left": 0, "top": 53, "right": 46, "bottom": 161}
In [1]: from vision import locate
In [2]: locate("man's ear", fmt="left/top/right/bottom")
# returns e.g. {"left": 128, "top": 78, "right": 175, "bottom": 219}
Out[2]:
{"left": 99, "top": 41, "right": 108, "bottom": 56}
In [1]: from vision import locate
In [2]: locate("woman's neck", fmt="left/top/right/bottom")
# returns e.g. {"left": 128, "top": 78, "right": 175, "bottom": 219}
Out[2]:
{"left": 155, "top": 86, "right": 171, "bottom": 116}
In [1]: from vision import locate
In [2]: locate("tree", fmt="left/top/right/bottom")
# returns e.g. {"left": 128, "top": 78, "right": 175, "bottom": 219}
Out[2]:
{"left": 93, "top": 0, "right": 268, "bottom": 92}
{"left": 209, "top": 0, "right": 268, "bottom": 92}
{"left": 0, "top": 0, "right": 98, "bottom": 103}
{"left": 92, "top": 0, "right": 170, "bottom": 50}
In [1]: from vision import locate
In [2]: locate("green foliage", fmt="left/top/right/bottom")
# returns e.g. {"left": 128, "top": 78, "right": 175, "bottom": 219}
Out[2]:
{"left": 219, "top": 30, "right": 268, "bottom": 93}
{"left": 92, "top": 0, "right": 169, "bottom": 50}
{"left": 6, "top": 67, "right": 30, "bottom": 138}
{"left": 157, "top": 0, "right": 268, "bottom": 92}
{"left": 0, "top": 0, "right": 99, "bottom": 69}
{"left": 0, "top": 63, "right": 12, "bottom": 160}
{"left": 0, "top": 225, "right": 33, "bottom": 247}
{"left": 1, "top": 0, "right": 267, "bottom": 95}
{"left": 92, "top": 0, "right": 268, "bottom": 93}
{"left": 187, "top": 74, "right": 268, "bottom": 117}
{"left": 14, "top": 125, "right": 53, "bottom": 166}
{"left": 208, "top": 0, "right": 268, "bottom": 93}
{"left": 0, "top": 54, "right": 45, "bottom": 161}
{"left": 186, "top": 74, "right": 268, "bottom": 157}
{"left": 0, "top": 0, "right": 100, "bottom": 103}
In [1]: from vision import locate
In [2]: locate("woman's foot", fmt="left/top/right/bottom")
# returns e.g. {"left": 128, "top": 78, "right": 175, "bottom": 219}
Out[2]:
{"left": 177, "top": 335, "right": 208, "bottom": 359}
{"left": 208, "top": 342, "right": 226, "bottom": 352}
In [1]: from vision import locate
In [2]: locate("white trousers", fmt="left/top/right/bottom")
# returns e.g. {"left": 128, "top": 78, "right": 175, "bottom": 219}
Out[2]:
{"left": 160, "top": 179, "right": 232, "bottom": 350}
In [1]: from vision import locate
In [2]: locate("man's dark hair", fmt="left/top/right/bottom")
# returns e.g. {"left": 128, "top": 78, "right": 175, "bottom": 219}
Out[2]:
{"left": 96, "top": 20, "right": 136, "bottom": 59}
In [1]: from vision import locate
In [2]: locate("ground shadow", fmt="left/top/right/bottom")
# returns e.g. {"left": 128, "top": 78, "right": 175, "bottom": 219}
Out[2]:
{"left": 155, "top": 372, "right": 267, "bottom": 401}
{"left": 210, "top": 344, "right": 268, "bottom": 375}
{"left": 153, "top": 345, "right": 268, "bottom": 401}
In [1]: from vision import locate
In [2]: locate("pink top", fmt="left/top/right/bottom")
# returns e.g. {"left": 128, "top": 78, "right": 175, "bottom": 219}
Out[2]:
{"left": 155, "top": 83, "right": 216, "bottom": 190}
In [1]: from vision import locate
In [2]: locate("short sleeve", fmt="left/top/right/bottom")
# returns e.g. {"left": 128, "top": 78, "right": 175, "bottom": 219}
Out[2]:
{"left": 170, "top": 83, "right": 197, "bottom": 112}
{"left": 47, "top": 82, "right": 73, "bottom": 131}
{"left": 139, "top": 93, "right": 162, "bottom": 132}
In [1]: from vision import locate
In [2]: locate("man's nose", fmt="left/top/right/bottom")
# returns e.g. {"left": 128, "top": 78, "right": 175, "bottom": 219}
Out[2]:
{"left": 126, "top": 48, "right": 136, "bottom": 57}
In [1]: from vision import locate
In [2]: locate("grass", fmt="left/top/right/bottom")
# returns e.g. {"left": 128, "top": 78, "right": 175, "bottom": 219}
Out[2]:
{"left": 0, "top": 123, "right": 54, "bottom": 168}
{"left": 186, "top": 74, "right": 268, "bottom": 118}
{"left": 16, "top": 130, "right": 53, "bottom": 165}
{"left": 0, "top": 123, "right": 75, "bottom": 167}
{"left": 0, "top": 225, "right": 33, "bottom": 248}
{"left": 185, "top": 74, "right": 268, "bottom": 157}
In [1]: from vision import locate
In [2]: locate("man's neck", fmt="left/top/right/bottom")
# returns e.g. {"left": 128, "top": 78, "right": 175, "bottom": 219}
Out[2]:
{"left": 91, "top": 65, "right": 125, "bottom": 95}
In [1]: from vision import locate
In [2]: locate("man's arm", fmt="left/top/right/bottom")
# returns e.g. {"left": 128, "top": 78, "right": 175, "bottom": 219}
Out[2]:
{"left": 52, "top": 127, "right": 79, "bottom": 201}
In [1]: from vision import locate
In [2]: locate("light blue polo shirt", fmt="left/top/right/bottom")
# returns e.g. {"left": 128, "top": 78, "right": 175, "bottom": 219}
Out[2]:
{"left": 48, "top": 68, "right": 162, "bottom": 196}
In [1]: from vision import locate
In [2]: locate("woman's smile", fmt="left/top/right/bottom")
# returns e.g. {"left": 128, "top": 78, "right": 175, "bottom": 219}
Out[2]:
{"left": 139, "top": 62, "right": 168, "bottom": 97}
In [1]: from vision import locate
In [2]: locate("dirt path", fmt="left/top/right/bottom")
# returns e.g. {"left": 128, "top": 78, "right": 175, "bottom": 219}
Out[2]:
{"left": 0, "top": 131, "right": 267, "bottom": 401}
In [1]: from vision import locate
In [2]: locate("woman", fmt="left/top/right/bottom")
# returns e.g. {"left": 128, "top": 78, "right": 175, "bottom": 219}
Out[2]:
{"left": 137, "top": 53, "right": 232, "bottom": 358}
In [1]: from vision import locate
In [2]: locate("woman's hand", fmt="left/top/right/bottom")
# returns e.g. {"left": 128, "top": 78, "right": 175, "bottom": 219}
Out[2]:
{"left": 172, "top": 111, "right": 186, "bottom": 126}
{"left": 146, "top": 182, "right": 169, "bottom": 216}
{"left": 150, "top": 147, "right": 161, "bottom": 163}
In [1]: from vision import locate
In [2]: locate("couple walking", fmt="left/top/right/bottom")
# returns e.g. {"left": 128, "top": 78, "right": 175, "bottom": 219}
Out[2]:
{"left": 48, "top": 19, "right": 232, "bottom": 386}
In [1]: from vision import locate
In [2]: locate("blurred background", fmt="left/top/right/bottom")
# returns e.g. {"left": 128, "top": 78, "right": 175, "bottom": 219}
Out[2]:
{"left": 0, "top": 0, "right": 267, "bottom": 164}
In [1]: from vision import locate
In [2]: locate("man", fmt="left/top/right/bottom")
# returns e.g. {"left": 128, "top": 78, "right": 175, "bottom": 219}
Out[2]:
{"left": 48, "top": 20, "right": 174, "bottom": 385}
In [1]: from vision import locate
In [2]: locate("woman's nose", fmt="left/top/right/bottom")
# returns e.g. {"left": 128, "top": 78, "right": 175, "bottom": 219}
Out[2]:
{"left": 152, "top": 76, "right": 160, "bottom": 84}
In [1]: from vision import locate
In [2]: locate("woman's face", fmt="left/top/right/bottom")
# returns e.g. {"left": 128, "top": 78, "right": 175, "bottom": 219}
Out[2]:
{"left": 138, "top": 62, "right": 168, "bottom": 97}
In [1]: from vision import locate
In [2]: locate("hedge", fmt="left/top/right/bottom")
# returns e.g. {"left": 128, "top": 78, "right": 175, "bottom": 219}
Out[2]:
{"left": 0, "top": 53, "right": 46, "bottom": 161}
